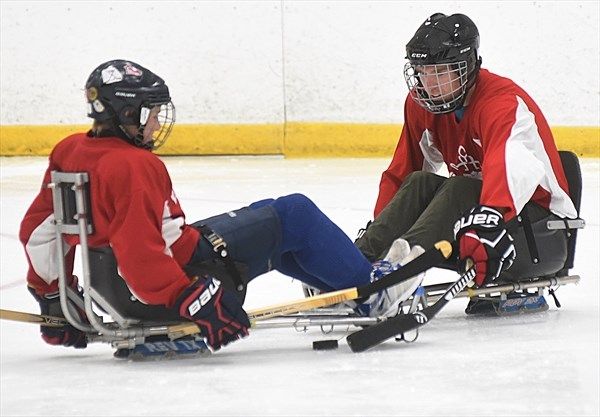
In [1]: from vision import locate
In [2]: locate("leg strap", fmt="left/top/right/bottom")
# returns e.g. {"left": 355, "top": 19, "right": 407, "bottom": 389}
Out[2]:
{"left": 518, "top": 207, "right": 540, "bottom": 265}
{"left": 198, "top": 225, "right": 245, "bottom": 292}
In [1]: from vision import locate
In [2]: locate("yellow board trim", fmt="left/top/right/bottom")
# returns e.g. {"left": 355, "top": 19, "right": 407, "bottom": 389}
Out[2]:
{"left": 284, "top": 122, "right": 400, "bottom": 157}
{"left": 0, "top": 124, "right": 284, "bottom": 156}
{"left": 549, "top": 126, "right": 600, "bottom": 158}
{"left": 1, "top": 123, "right": 598, "bottom": 157}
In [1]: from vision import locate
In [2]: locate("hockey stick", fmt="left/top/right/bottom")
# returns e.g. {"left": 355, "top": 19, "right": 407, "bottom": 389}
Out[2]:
{"left": 251, "top": 240, "right": 451, "bottom": 319}
{"left": 167, "top": 240, "right": 453, "bottom": 338}
{"left": 0, "top": 241, "right": 453, "bottom": 340}
{"left": 0, "top": 308, "right": 68, "bottom": 327}
{"left": 346, "top": 262, "right": 476, "bottom": 352}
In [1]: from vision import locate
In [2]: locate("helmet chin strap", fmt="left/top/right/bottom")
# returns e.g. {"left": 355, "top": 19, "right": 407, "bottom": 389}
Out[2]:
{"left": 128, "top": 106, "right": 155, "bottom": 149}
{"left": 115, "top": 106, "right": 153, "bottom": 149}
{"left": 462, "top": 56, "right": 482, "bottom": 104}
{"left": 115, "top": 121, "right": 151, "bottom": 149}
{"left": 90, "top": 118, "right": 131, "bottom": 141}
{"left": 462, "top": 82, "right": 477, "bottom": 107}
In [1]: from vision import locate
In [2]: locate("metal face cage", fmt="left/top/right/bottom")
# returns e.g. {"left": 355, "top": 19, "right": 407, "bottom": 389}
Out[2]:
{"left": 404, "top": 61, "right": 469, "bottom": 114}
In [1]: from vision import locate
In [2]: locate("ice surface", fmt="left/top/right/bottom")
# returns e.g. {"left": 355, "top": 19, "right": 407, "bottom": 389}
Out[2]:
{"left": 1, "top": 156, "right": 598, "bottom": 416}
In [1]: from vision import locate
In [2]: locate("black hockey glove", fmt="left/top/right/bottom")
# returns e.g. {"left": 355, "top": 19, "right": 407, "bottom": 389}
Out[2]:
{"left": 175, "top": 276, "right": 250, "bottom": 351}
{"left": 454, "top": 205, "right": 516, "bottom": 287}
{"left": 28, "top": 279, "right": 88, "bottom": 349}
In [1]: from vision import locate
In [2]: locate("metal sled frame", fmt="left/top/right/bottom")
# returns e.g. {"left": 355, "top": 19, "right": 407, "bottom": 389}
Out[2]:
{"left": 50, "top": 171, "right": 190, "bottom": 348}
{"left": 405, "top": 274, "right": 581, "bottom": 310}
{"left": 422, "top": 150, "right": 586, "bottom": 313}
{"left": 49, "top": 171, "right": 381, "bottom": 350}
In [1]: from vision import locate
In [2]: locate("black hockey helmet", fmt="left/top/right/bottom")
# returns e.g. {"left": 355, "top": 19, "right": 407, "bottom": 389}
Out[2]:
{"left": 404, "top": 13, "right": 482, "bottom": 114}
{"left": 85, "top": 59, "right": 175, "bottom": 149}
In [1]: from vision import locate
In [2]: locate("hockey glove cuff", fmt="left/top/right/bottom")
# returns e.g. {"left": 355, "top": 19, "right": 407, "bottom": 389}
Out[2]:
{"left": 454, "top": 205, "right": 516, "bottom": 287}
{"left": 175, "top": 276, "right": 250, "bottom": 352}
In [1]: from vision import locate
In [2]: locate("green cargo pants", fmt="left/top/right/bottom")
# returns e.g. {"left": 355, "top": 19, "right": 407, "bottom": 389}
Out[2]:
{"left": 355, "top": 171, "right": 558, "bottom": 279}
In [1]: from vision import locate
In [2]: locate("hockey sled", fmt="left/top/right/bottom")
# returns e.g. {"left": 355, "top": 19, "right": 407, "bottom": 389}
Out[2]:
{"left": 48, "top": 171, "right": 451, "bottom": 358}
{"left": 397, "top": 150, "right": 582, "bottom": 317}
{"left": 455, "top": 150, "right": 585, "bottom": 315}
{"left": 47, "top": 172, "right": 361, "bottom": 357}
{"left": 344, "top": 151, "right": 586, "bottom": 351}
{"left": 48, "top": 171, "right": 190, "bottom": 357}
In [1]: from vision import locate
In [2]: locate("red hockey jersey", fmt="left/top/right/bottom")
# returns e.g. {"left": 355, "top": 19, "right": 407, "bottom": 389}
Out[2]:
{"left": 375, "top": 69, "right": 577, "bottom": 221}
{"left": 19, "top": 133, "right": 200, "bottom": 307}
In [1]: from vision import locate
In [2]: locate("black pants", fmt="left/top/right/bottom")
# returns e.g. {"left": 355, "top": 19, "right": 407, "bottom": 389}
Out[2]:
{"left": 355, "top": 172, "right": 568, "bottom": 282}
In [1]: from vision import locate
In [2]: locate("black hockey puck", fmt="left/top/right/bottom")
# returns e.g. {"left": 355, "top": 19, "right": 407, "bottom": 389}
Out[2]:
{"left": 312, "top": 339, "right": 338, "bottom": 350}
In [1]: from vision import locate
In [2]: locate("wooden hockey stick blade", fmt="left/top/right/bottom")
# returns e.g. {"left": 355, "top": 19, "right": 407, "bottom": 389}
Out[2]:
{"left": 346, "top": 265, "right": 476, "bottom": 353}
{"left": 0, "top": 308, "right": 68, "bottom": 327}
{"left": 168, "top": 240, "right": 452, "bottom": 338}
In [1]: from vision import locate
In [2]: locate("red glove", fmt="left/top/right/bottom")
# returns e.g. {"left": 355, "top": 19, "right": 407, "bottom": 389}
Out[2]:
{"left": 175, "top": 276, "right": 250, "bottom": 351}
{"left": 454, "top": 205, "right": 516, "bottom": 287}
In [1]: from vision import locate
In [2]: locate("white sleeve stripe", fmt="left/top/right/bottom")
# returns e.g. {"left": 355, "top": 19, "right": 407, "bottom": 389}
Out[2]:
{"left": 161, "top": 201, "right": 184, "bottom": 257}
{"left": 504, "top": 97, "right": 578, "bottom": 219}
{"left": 25, "top": 213, "right": 71, "bottom": 284}
{"left": 418, "top": 129, "right": 445, "bottom": 173}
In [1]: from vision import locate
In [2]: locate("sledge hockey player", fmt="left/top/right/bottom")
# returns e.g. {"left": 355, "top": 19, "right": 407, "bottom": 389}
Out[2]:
{"left": 354, "top": 13, "right": 578, "bottom": 313}
{"left": 19, "top": 60, "right": 424, "bottom": 353}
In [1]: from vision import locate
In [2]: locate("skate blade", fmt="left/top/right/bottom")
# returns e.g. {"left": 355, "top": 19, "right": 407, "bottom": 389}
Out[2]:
{"left": 114, "top": 339, "right": 211, "bottom": 361}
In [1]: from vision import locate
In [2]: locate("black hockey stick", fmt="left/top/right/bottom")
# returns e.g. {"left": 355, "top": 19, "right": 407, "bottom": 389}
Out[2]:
{"left": 346, "top": 264, "right": 476, "bottom": 352}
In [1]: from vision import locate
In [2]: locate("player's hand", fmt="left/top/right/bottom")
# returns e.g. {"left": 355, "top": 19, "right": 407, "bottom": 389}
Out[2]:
{"left": 28, "top": 277, "right": 88, "bottom": 349}
{"left": 454, "top": 205, "right": 516, "bottom": 287}
{"left": 175, "top": 276, "right": 250, "bottom": 351}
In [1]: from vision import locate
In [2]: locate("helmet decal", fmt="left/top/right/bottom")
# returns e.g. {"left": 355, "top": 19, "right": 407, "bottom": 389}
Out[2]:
{"left": 86, "top": 87, "right": 98, "bottom": 101}
{"left": 92, "top": 100, "right": 105, "bottom": 113}
{"left": 123, "top": 63, "right": 143, "bottom": 77}
{"left": 101, "top": 65, "right": 124, "bottom": 84}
